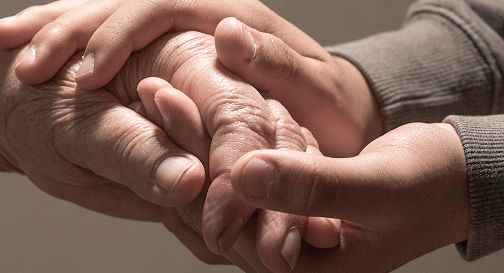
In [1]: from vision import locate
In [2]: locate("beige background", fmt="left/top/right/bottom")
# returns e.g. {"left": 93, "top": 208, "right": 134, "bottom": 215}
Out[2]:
{"left": 1, "top": 0, "right": 503, "bottom": 272}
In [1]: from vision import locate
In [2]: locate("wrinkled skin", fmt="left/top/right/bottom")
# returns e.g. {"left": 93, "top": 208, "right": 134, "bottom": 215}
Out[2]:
{"left": 0, "top": 31, "right": 329, "bottom": 272}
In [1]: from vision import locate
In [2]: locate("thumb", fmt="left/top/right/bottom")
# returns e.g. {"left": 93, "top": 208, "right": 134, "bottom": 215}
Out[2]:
{"left": 53, "top": 98, "right": 205, "bottom": 207}
{"left": 214, "top": 17, "right": 329, "bottom": 100}
{"left": 231, "top": 150, "right": 385, "bottom": 222}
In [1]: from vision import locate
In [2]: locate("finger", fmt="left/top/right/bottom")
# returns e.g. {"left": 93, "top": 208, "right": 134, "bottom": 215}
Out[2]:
{"left": 0, "top": 0, "right": 88, "bottom": 49}
{"left": 266, "top": 100, "right": 305, "bottom": 152}
{"left": 31, "top": 173, "right": 162, "bottom": 221}
{"left": 256, "top": 211, "right": 305, "bottom": 273}
{"left": 215, "top": 17, "right": 327, "bottom": 100}
{"left": 52, "top": 92, "right": 205, "bottom": 207}
{"left": 15, "top": 0, "right": 120, "bottom": 84}
{"left": 73, "top": 0, "right": 281, "bottom": 90}
{"left": 162, "top": 208, "right": 230, "bottom": 265}
{"left": 300, "top": 127, "right": 322, "bottom": 155}
{"left": 231, "top": 150, "right": 383, "bottom": 222}
{"left": 303, "top": 217, "right": 341, "bottom": 249}
{"left": 215, "top": 18, "right": 344, "bottom": 153}
{"left": 154, "top": 86, "right": 211, "bottom": 165}
{"left": 75, "top": 0, "right": 185, "bottom": 90}
{"left": 137, "top": 77, "right": 169, "bottom": 127}
{"left": 128, "top": 100, "right": 146, "bottom": 117}
{"left": 163, "top": 208, "right": 261, "bottom": 272}
{"left": 254, "top": 100, "right": 307, "bottom": 272}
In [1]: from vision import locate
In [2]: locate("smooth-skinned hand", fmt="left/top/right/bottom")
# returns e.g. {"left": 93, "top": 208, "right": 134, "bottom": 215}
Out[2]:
{"left": 231, "top": 122, "right": 471, "bottom": 272}
{"left": 0, "top": 0, "right": 325, "bottom": 91}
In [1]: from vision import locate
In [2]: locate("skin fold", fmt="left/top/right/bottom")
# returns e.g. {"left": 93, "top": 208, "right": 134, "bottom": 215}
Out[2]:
{"left": 0, "top": 2, "right": 472, "bottom": 272}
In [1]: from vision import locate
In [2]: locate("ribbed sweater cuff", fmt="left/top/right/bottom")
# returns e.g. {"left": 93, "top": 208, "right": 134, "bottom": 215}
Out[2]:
{"left": 326, "top": 0, "right": 504, "bottom": 131}
{"left": 444, "top": 115, "right": 504, "bottom": 260}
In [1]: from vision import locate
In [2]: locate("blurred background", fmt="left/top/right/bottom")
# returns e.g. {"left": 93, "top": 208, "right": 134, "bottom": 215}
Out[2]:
{"left": 1, "top": 0, "right": 503, "bottom": 272}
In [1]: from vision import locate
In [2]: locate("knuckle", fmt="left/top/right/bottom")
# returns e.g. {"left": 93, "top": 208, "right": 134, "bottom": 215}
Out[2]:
{"left": 297, "top": 157, "right": 329, "bottom": 213}
{"left": 208, "top": 95, "right": 276, "bottom": 144}
{"left": 35, "top": 21, "right": 77, "bottom": 48}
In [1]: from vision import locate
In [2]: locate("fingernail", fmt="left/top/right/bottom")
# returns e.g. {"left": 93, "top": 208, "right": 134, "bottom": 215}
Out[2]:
{"left": 241, "top": 158, "right": 275, "bottom": 199}
{"left": 218, "top": 217, "right": 246, "bottom": 253}
{"left": 18, "top": 46, "right": 36, "bottom": 66}
{"left": 238, "top": 19, "right": 257, "bottom": 62}
{"left": 281, "top": 227, "right": 301, "bottom": 271}
{"left": 155, "top": 156, "right": 195, "bottom": 192}
{"left": 76, "top": 53, "right": 95, "bottom": 78}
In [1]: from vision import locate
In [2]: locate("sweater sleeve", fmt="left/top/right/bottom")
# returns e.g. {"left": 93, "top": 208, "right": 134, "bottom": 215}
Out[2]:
{"left": 326, "top": 0, "right": 504, "bottom": 131}
{"left": 326, "top": 0, "right": 504, "bottom": 261}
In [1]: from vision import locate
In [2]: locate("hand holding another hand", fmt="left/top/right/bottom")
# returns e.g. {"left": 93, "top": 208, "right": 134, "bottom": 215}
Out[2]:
{"left": 232, "top": 122, "right": 470, "bottom": 272}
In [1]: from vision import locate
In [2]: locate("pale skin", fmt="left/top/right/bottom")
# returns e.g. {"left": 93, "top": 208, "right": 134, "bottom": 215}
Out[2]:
{"left": 0, "top": 1, "right": 472, "bottom": 272}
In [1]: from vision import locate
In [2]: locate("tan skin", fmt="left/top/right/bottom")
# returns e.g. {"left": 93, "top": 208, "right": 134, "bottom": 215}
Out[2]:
{"left": 0, "top": 2, "right": 470, "bottom": 273}
{"left": 0, "top": 29, "right": 345, "bottom": 272}
{"left": 0, "top": 0, "right": 382, "bottom": 260}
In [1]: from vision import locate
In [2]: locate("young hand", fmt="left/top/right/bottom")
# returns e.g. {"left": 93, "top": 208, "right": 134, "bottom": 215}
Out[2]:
{"left": 231, "top": 122, "right": 470, "bottom": 272}
{"left": 0, "top": 0, "right": 327, "bottom": 91}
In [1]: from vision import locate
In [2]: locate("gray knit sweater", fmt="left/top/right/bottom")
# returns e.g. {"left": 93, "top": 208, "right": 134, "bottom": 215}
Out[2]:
{"left": 327, "top": 0, "right": 504, "bottom": 261}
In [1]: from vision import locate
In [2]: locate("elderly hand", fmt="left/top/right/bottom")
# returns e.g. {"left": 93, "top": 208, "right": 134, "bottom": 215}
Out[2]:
{"left": 231, "top": 122, "right": 470, "bottom": 272}
{"left": 0, "top": 20, "right": 341, "bottom": 272}
{"left": 0, "top": 47, "right": 208, "bottom": 220}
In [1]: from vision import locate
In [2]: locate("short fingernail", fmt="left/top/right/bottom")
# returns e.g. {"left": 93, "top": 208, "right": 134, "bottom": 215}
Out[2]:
{"left": 155, "top": 156, "right": 196, "bottom": 192}
{"left": 76, "top": 53, "right": 95, "bottom": 78}
{"left": 238, "top": 19, "right": 257, "bottom": 62}
{"left": 241, "top": 158, "right": 275, "bottom": 199}
{"left": 281, "top": 227, "right": 301, "bottom": 271}
{"left": 18, "top": 46, "right": 36, "bottom": 66}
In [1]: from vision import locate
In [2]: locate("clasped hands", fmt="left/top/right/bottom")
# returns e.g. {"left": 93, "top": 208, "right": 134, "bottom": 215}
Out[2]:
{"left": 0, "top": 1, "right": 471, "bottom": 272}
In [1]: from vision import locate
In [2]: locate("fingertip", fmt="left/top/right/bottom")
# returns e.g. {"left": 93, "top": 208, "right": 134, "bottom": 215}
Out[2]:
{"left": 74, "top": 54, "right": 120, "bottom": 90}
{"left": 215, "top": 17, "right": 257, "bottom": 66}
{"left": 303, "top": 217, "right": 341, "bottom": 249}
{"left": 155, "top": 155, "right": 205, "bottom": 206}
{"left": 171, "top": 158, "right": 206, "bottom": 206}
{"left": 137, "top": 77, "right": 172, "bottom": 93}
{"left": 231, "top": 150, "right": 278, "bottom": 201}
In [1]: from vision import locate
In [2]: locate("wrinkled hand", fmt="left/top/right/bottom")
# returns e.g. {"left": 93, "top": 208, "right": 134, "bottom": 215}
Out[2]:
{"left": 0, "top": 29, "right": 341, "bottom": 271}
{"left": 214, "top": 18, "right": 382, "bottom": 156}
{"left": 0, "top": 1, "right": 380, "bottom": 157}
{"left": 231, "top": 122, "right": 470, "bottom": 272}
{"left": 0, "top": 48, "right": 207, "bottom": 220}
{"left": 116, "top": 32, "right": 342, "bottom": 272}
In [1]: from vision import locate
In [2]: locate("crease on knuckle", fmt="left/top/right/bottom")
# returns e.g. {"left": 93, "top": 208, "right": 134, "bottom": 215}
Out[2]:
{"left": 299, "top": 157, "right": 324, "bottom": 214}
{"left": 210, "top": 99, "right": 276, "bottom": 144}
{"left": 111, "top": 122, "right": 161, "bottom": 182}
{"left": 275, "top": 119, "right": 306, "bottom": 151}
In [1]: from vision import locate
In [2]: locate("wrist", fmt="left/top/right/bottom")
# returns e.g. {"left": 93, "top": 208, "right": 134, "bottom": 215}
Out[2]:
{"left": 331, "top": 56, "right": 383, "bottom": 145}
{"left": 434, "top": 123, "right": 470, "bottom": 243}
